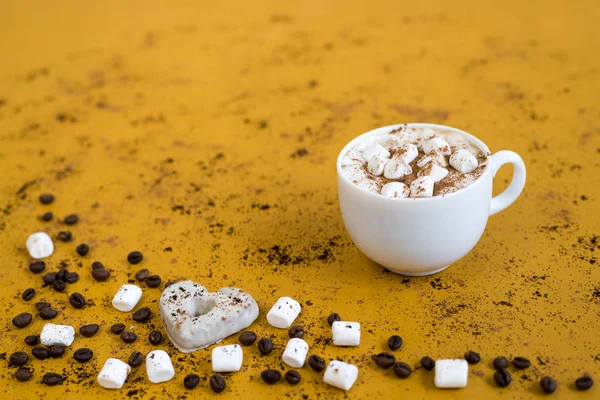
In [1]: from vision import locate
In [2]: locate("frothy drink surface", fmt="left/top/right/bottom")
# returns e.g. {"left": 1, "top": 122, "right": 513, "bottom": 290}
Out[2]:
{"left": 342, "top": 126, "right": 488, "bottom": 198}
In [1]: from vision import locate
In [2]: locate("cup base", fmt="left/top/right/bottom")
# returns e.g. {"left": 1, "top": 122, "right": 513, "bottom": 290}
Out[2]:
{"left": 386, "top": 265, "right": 449, "bottom": 277}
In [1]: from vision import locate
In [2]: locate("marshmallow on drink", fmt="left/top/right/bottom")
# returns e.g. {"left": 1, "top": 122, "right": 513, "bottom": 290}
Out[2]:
{"left": 212, "top": 344, "right": 243, "bottom": 372}
{"left": 383, "top": 158, "right": 412, "bottom": 179}
{"left": 266, "top": 297, "right": 301, "bottom": 329}
{"left": 282, "top": 338, "right": 309, "bottom": 368}
{"left": 381, "top": 182, "right": 409, "bottom": 198}
{"left": 434, "top": 359, "right": 468, "bottom": 388}
{"left": 410, "top": 176, "right": 434, "bottom": 198}
{"left": 40, "top": 323, "right": 75, "bottom": 346}
{"left": 112, "top": 284, "right": 142, "bottom": 312}
{"left": 450, "top": 149, "right": 478, "bottom": 173}
{"left": 366, "top": 154, "right": 386, "bottom": 176}
{"left": 146, "top": 350, "right": 175, "bottom": 383}
{"left": 323, "top": 360, "right": 359, "bottom": 391}
{"left": 97, "top": 358, "right": 131, "bottom": 389}
{"left": 417, "top": 150, "right": 448, "bottom": 168}
{"left": 418, "top": 161, "right": 449, "bottom": 183}
{"left": 332, "top": 321, "right": 361, "bottom": 346}
{"left": 423, "top": 135, "right": 452, "bottom": 156}
{"left": 26, "top": 232, "right": 54, "bottom": 259}
{"left": 393, "top": 143, "right": 419, "bottom": 164}
{"left": 361, "top": 143, "right": 390, "bottom": 161}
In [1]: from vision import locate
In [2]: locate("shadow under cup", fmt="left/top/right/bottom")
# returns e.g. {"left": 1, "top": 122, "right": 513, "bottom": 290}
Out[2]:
{"left": 336, "top": 123, "right": 496, "bottom": 276}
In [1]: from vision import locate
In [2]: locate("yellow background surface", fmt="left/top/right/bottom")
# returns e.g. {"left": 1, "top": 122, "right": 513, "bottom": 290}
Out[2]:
{"left": 0, "top": 0, "right": 599, "bottom": 399}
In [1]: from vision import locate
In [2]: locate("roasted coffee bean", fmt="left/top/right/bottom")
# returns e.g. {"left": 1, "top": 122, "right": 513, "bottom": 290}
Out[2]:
{"left": 127, "top": 251, "right": 143, "bottom": 265}
{"left": 15, "top": 368, "right": 32, "bottom": 381}
{"left": 57, "top": 268, "right": 68, "bottom": 282}
{"left": 35, "top": 301, "right": 50, "bottom": 311}
{"left": 69, "top": 293, "right": 86, "bottom": 309}
{"left": 92, "top": 268, "right": 110, "bottom": 281}
{"left": 257, "top": 338, "right": 273, "bottom": 355}
{"left": 464, "top": 351, "right": 481, "bottom": 365}
{"left": 308, "top": 354, "right": 326, "bottom": 372}
{"left": 327, "top": 312, "right": 341, "bottom": 326}
{"left": 29, "top": 261, "right": 46, "bottom": 273}
{"left": 42, "top": 272, "right": 57, "bottom": 285}
{"left": 66, "top": 272, "right": 79, "bottom": 283}
{"left": 420, "top": 356, "right": 435, "bottom": 371}
{"left": 239, "top": 331, "right": 257, "bottom": 346}
{"left": 288, "top": 325, "right": 305, "bottom": 339}
{"left": 575, "top": 376, "right": 593, "bottom": 391}
{"left": 32, "top": 346, "right": 49, "bottom": 360}
{"left": 184, "top": 373, "right": 200, "bottom": 389}
{"left": 494, "top": 369, "right": 512, "bottom": 388}
{"left": 24, "top": 335, "right": 39, "bottom": 346}
{"left": 73, "top": 348, "right": 93, "bottom": 363}
{"left": 42, "top": 372, "right": 63, "bottom": 386}
{"left": 146, "top": 275, "right": 161, "bottom": 288}
{"left": 91, "top": 261, "right": 104, "bottom": 270}
{"left": 49, "top": 345, "right": 65, "bottom": 358}
{"left": 52, "top": 280, "right": 66, "bottom": 292}
{"left": 79, "top": 324, "right": 100, "bottom": 337}
{"left": 111, "top": 323, "right": 125, "bottom": 334}
{"left": 64, "top": 214, "right": 79, "bottom": 225}
{"left": 135, "top": 269, "right": 149, "bottom": 281}
{"left": 22, "top": 288, "right": 36, "bottom": 301}
{"left": 39, "top": 194, "right": 55, "bottom": 204}
{"left": 12, "top": 313, "right": 32, "bottom": 328}
{"left": 512, "top": 356, "right": 531, "bottom": 370}
{"left": 128, "top": 351, "right": 144, "bottom": 367}
{"left": 57, "top": 231, "right": 73, "bottom": 242}
{"left": 9, "top": 351, "right": 29, "bottom": 366}
{"left": 493, "top": 356, "right": 509, "bottom": 370}
{"left": 76, "top": 244, "right": 89, "bottom": 256}
{"left": 540, "top": 376, "right": 557, "bottom": 394}
{"left": 210, "top": 374, "right": 226, "bottom": 393}
{"left": 40, "top": 307, "right": 58, "bottom": 320}
{"left": 393, "top": 362, "right": 412, "bottom": 379}
{"left": 373, "top": 352, "right": 396, "bottom": 369}
{"left": 121, "top": 332, "right": 137, "bottom": 343}
{"left": 261, "top": 369, "right": 281, "bottom": 384}
{"left": 133, "top": 307, "right": 151, "bottom": 322}
{"left": 149, "top": 331, "right": 162, "bottom": 345}
{"left": 285, "top": 370, "right": 301, "bottom": 385}
{"left": 40, "top": 212, "right": 53, "bottom": 222}
{"left": 388, "top": 335, "right": 403, "bottom": 351}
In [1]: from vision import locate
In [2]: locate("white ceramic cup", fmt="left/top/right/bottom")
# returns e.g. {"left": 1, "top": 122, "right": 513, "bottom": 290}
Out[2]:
{"left": 337, "top": 123, "right": 526, "bottom": 276}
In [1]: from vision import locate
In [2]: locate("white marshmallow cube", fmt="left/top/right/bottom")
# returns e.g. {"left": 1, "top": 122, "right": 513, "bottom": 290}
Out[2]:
{"left": 26, "top": 232, "right": 54, "bottom": 259}
{"left": 361, "top": 143, "right": 390, "bottom": 161}
{"left": 394, "top": 143, "right": 419, "bottom": 164}
{"left": 282, "top": 338, "right": 309, "bottom": 368}
{"left": 332, "top": 321, "right": 361, "bottom": 346}
{"left": 97, "top": 358, "right": 131, "bottom": 389}
{"left": 450, "top": 149, "right": 478, "bottom": 173}
{"left": 212, "top": 344, "right": 243, "bottom": 372}
{"left": 410, "top": 176, "right": 434, "bottom": 198}
{"left": 383, "top": 158, "right": 412, "bottom": 179}
{"left": 435, "top": 359, "right": 468, "bottom": 388}
{"left": 417, "top": 150, "right": 448, "bottom": 168}
{"left": 381, "top": 182, "right": 409, "bottom": 198}
{"left": 266, "top": 297, "right": 301, "bottom": 329}
{"left": 112, "top": 284, "right": 143, "bottom": 312}
{"left": 323, "top": 360, "right": 359, "bottom": 391}
{"left": 418, "top": 161, "right": 449, "bottom": 183}
{"left": 366, "top": 154, "right": 386, "bottom": 176}
{"left": 40, "top": 323, "right": 75, "bottom": 346}
{"left": 146, "top": 350, "right": 175, "bottom": 383}
{"left": 423, "top": 135, "right": 451, "bottom": 156}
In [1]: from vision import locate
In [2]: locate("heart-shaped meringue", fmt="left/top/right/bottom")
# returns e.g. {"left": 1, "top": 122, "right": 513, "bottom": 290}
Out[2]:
{"left": 159, "top": 281, "right": 259, "bottom": 353}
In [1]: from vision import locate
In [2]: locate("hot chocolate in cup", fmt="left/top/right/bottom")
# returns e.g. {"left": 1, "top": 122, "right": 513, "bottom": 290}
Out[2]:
{"left": 336, "top": 123, "right": 526, "bottom": 276}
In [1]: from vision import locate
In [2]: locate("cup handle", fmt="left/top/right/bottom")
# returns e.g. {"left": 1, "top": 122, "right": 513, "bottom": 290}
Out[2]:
{"left": 489, "top": 150, "right": 526, "bottom": 216}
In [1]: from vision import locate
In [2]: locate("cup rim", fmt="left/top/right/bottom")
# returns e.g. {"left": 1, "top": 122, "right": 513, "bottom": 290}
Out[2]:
{"left": 336, "top": 123, "right": 492, "bottom": 202}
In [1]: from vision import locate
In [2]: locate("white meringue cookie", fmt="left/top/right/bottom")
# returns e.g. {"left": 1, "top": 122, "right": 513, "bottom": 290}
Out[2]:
{"left": 417, "top": 161, "right": 449, "bottom": 183}
{"left": 417, "top": 150, "right": 448, "bottom": 168}
{"left": 361, "top": 143, "right": 390, "bottom": 161}
{"left": 422, "top": 135, "right": 452, "bottom": 156}
{"left": 449, "top": 149, "right": 478, "bottom": 173}
{"left": 410, "top": 176, "right": 434, "bottom": 198}
{"left": 383, "top": 158, "right": 412, "bottom": 179}
{"left": 366, "top": 154, "right": 386, "bottom": 176}
{"left": 381, "top": 182, "right": 409, "bottom": 198}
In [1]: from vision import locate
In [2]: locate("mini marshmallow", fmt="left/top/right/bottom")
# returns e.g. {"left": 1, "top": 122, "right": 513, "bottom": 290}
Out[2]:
{"left": 393, "top": 143, "right": 419, "bottom": 164}
{"left": 366, "top": 154, "right": 386, "bottom": 176}
{"left": 26, "top": 232, "right": 54, "bottom": 259}
{"left": 450, "top": 149, "right": 478, "bottom": 173}
{"left": 434, "top": 359, "right": 468, "bottom": 388}
{"left": 266, "top": 297, "right": 301, "bottom": 329}
{"left": 112, "top": 284, "right": 143, "bottom": 312}
{"left": 418, "top": 161, "right": 449, "bottom": 183}
{"left": 282, "top": 338, "right": 309, "bottom": 368}
{"left": 40, "top": 323, "right": 75, "bottom": 346}
{"left": 323, "top": 360, "right": 359, "bottom": 391}
{"left": 332, "top": 321, "right": 361, "bottom": 346}
{"left": 97, "top": 358, "right": 131, "bottom": 389}
{"left": 422, "top": 135, "right": 451, "bottom": 156}
{"left": 383, "top": 158, "right": 412, "bottom": 179}
{"left": 417, "top": 150, "right": 448, "bottom": 168}
{"left": 212, "top": 344, "right": 243, "bottom": 372}
{"left": 361, "top": 143, "right": 390, "bottom": 161}
{"left": 410, "top": 176, "right": 434, "bottom": 198}
{"left": 381, "top": 182, "right": 409, "bottom": 198}
{"left": 146, "top": 350, "right": 175, "bottom": 383}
